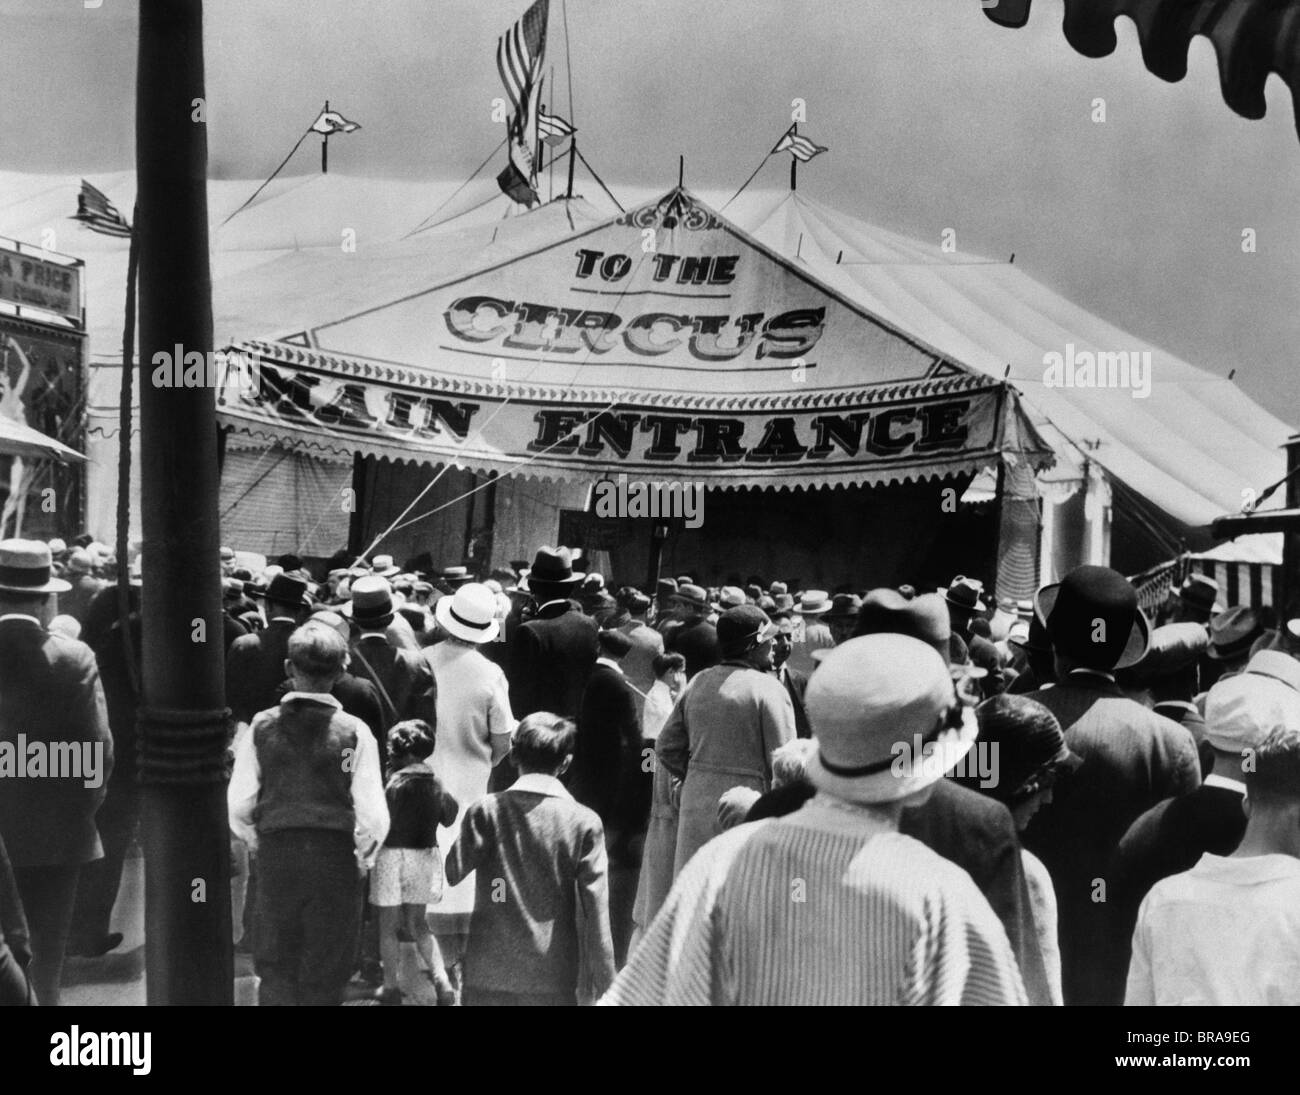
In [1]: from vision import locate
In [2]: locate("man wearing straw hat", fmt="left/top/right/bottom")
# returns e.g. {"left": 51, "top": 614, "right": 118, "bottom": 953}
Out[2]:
{"left": 0, "top": 539, "right": 113, "bottom": 1005}
{"left": 605, "top": 634, "right": 1026, "bottom": 1005}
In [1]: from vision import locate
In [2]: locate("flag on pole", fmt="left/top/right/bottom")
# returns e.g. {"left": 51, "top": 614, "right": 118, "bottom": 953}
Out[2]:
{"left": 496, "top": 0, "right": 549, "bottom": 119}
{"left": 538, "top": 107, "right": 575, "bottom": 146}
{"left": 71, "top": 180, "right": 132, "bottom": 237}
{"left": 310, "top": 108, "right": 361, "bottom": 135}
{"left": 772, "top": 124, "right": 828, "bottom": 162}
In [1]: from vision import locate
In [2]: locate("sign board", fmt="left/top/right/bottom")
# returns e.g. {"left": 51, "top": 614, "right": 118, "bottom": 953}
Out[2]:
{"left": 0, "top": 245, "right": 82, "bottom": 324}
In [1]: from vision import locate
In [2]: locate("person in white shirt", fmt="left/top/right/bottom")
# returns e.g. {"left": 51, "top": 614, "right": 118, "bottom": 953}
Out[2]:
{"left": 1126, "top": 725, "right": 1300, "bottom": 1006}
{"left": 227, "top": 623, "right": 389, "bottom": 1006}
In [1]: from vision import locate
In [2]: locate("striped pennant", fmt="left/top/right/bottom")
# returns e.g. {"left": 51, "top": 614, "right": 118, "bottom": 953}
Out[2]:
{"left": 71, "top": 180, "right": 132, "bottom": 238}
{"left": 773, "top": 125, "right": 828, "bottom": 163}
{"left": 538, "top": 108, "right": 575, "bottom": 146}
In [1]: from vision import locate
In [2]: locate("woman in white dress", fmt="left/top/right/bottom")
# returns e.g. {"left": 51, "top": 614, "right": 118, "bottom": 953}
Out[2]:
{"left": 422, "top": 583, "right": 516, "bottom": 977}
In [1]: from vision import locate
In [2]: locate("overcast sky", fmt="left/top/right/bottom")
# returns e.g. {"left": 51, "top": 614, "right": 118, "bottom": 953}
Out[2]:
{"left": 3, "top": 0, "right": 1298, "bottom": 426}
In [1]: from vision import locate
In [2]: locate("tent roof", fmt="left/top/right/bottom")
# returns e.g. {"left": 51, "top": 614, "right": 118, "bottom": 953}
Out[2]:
{"left": 0, "top": 169, "right": 1287, "bottom": 525}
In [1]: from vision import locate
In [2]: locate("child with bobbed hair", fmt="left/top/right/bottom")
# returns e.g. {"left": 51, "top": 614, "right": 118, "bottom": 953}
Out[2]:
{"left": 371, "top": 718, "right": 459, "bottom": 1005}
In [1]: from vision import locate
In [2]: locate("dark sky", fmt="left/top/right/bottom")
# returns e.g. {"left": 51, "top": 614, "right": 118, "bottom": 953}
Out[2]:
{"left": 3, "top": 0, "right": 1298, "bottom": 426}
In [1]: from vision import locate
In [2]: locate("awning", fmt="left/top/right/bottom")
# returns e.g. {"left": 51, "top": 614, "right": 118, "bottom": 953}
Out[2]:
{"left": 0, "top": 414, "right": 84, "bottom": 462}
{"left": 984, "top": 0, "right": 1300, "bottom": 142}
{"left": 216, "top": 188, "right": 1055, "bottom": 491}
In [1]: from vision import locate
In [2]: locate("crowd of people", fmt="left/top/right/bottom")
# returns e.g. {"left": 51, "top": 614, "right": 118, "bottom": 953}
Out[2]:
{"left": 2, "top": 533, "right": 1299, "bottom": 1006}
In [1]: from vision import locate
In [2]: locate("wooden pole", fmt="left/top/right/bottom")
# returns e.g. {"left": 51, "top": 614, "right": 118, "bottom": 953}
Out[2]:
{"left": 135, "top": 0, "right": 232, "bottom": 1005}
{"left": 1283, "top": 433, "right": 1300, "bottom": 618}
{"left": 321, "top": 101, "right": 329, "bottom": 174}
{"left": 566, "top": 139, "right": 576, "bottom": 198}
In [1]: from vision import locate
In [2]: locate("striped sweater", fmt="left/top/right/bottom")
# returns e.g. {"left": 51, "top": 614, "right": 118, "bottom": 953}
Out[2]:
{"left": 602, "top": 794, "right": 1027, "bottom": 1006}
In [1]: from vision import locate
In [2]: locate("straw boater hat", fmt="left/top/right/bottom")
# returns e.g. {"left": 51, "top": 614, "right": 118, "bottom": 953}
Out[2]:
{"left": 0, "top": 539, "right": 71, "bottom": 595}
{"left": 371, "top": 554, "right": 401, "bottom": 579}
{"left": 806, "top": 634, "right": 978, "bottom": 805}
{"left": 794, "top": 589, "right": 832, "bottom": 615}
{"left": 441, "top": 565, "right": 474, "bottom": 588}
{"left": 1035, "top": 565, "right": 1150, "bottom": 671}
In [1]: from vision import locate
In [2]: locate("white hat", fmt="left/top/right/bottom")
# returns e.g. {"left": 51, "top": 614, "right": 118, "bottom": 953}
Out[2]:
{"left": 1205, "top": 650, "right": 1300, "bottom": 754}
{"left": 434, "top": 582, "right": 500, "bottom": 644}
{"left": 371, "top": 554, "right": 401, "bottom": 578}
{"left": 805, "top": 634, "right": 977, "bottom": 805}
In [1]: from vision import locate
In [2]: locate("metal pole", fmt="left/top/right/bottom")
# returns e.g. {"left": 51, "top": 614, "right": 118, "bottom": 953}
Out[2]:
{"left": 135, "top": 0, "right": 233, "bottom": 1005}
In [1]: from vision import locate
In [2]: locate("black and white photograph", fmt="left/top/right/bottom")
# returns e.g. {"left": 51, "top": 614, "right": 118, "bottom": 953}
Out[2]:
{"left": 0, "top": 0, "right": 1297, "bottom": 1063}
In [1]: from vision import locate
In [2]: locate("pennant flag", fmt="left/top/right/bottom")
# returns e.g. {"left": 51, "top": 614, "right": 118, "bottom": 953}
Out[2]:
{"left": 497, "top": 0, "right": 549, "bottom": 155}
{"left": 71, "top": 180, "right": 132, "bottom": 238}
{"left": 496, "top": 157, "right": 539, "bottom": 207}
{"left": 538, "top": 107, "right": 575, "bottom": 146}
{"left": 773, "top": 125, "right": 828, "bottom": 162}
{"left": 311, "top": 108, "right": 361, "bottom": 135}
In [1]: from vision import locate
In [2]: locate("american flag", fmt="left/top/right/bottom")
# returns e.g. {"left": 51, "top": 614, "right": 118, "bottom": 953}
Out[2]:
{"left": 71, "top": 180, "right": 132, "bottom": 238}
{"left": 773, "top": 125, "right": 829, "bottom": 163}
{"left": 496, "top": 0, "right": 549, "bottom": 153}
{"left": 538, "top": 107, "right": 575, "bottom": 146}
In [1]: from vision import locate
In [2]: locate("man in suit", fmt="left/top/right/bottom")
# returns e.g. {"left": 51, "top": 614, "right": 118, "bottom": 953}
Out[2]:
{"left": 346, "top": 577, "right": 437, "bottom": 758}
{"left": 56, "top": 549, "right": 106, "bottom": 627}
{"left": 507, "top": 547, "right": 599, "bottom": 721}
{"left": 614, "top": 588, "right": 663, "bottom": 722}
{"left": 226, "top": 573, "right": 313, "bottom": 729}
{"left": 1022, "top": 565, "right": 1201, "bottom": 1006}
{"left": 0, "top": 540, "right": 113, "bottom": 1005}
{"left": 572, "top": 628, "right": 644, "bottom": 966}
{"left": 664, "top": 583, "right": 720, "bottom": 679}
{"left": 771, "top": 614, "right": 810, "bottom": 738}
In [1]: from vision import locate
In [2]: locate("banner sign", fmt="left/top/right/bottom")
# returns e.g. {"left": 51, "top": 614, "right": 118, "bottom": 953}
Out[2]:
{"left": 217, "top": 348, "right": 1011, "bottom": 490}
{"left": 0, "top": 246, "right": 82, "bottom": 324}
{"left": 305, "top": 190, "right": 952, "bottom": 399}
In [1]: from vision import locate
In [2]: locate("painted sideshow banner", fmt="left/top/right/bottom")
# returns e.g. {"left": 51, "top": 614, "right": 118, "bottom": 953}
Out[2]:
{"left": 0, "top": 319, "right": 85, "bottom": 537}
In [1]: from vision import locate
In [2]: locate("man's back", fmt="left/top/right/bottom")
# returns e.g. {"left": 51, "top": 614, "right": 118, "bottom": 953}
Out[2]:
{"left": 667, "top": 619, "right": 720, "bottom": 679}
{"left": 1126, "top": 853, "right": 1300, "bottom": 1006}
{"left": 226, "top": 619, "right": 296, "bottom": 726}
{"left": 604, "top": 800, "right": 1026, "bottom": 1006}
{"left": 509, "top": 605, "right": 598, "bottom": 718}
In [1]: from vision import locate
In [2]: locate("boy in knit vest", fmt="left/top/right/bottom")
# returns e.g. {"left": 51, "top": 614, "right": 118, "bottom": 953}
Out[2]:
{"left": 228, "top": 624, "right": 389, "bottom": 1005}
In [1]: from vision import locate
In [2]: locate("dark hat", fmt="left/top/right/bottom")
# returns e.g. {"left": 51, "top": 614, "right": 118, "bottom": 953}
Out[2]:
{"left": 717, "top": 605, "right": 778, "bottom": 655}
{"left": 0, "top": 539, "right": 71, "bottom": 595}
{"left": 854, "top": 589, "right": 952, "bottom": 662}
{"left": 264, "top": 573, "right": 311, "bottom": 608}
{"left": 945, "top": 575, "right": 986, "bottom": 614}
{"left": 1129, "top": 622, "right": 1209, "bottom": 681}
{"left": 1177, "top": 573, "right": 1220, "bottom": 614}
{"left": 825, "top": 592, "right": 862, "bottom": 620}
{"left": 656, "top": 577, "right": 678, "bottom": 599}
{"left": 1037, "top": 566, "right": 1149, "bottom": 671}
{"left": 1208, "top": 606, "right": 1264, "bottom": 662}
{"left": 277, "top": 553, "right": 304, "bottom": 572}
{"left": 670, "top": 583, "right": 710, "bottom": 609}
{"left": 1010, "top": 612, "right": 1052, "bottom": 654}
{"left": 527, "top": 546, "right": 584, "bottom": 588}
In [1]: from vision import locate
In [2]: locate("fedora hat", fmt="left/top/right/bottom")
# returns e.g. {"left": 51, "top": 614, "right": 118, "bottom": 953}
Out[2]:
{"left": 1207, "top": 606, "right": 1264, "bottom": 662}
{"left": 0, "top": 539, "right": 71, "bottom": 595}
{"left": 714, "top": 585, "right": 747, "bottom": 611}
{"left": 806, "top": 634, "right": 978, "bottom": 805}
{"left": 794, "top": 589, "right": 832, "bottom": 616}
{"left": 264, "top": 573, "right": 311, "bottom": 608}
{"left": 854, "top": 589, "right": 951, "bottom": 661}
{"left": 1127, "top": 622, "right": 1209, "bottom": 682}
{"left": 371, "top": 554, "right": 401, "bottom": 579}
{"left": 1036, "top": 566, "right": 1149, "bottom": 671}
{"left": 945, "top": 575, "right": 986, "bottom": 614}
{"left": 526, "top": 546, "right": 584, "bottom": 588}
{"left": 350, "top": 575, "right": 394, "bottom": 628}
{"left": 825, "top": 592, "right": 862, "bottom": 620}
{"left": 670, "top": 583, "right": 710, "bottom": 609}
{"left": 1177, "top": 573, "right": 1220, "bottom": 615}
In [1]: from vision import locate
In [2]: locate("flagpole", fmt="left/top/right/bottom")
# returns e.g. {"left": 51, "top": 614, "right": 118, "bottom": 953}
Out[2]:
{"left": 790, "top": 122, "right": 797, "bottom": 192}
{"left": 321, "top": 100, "right": 329, "bottom": 174}
{"left": 548, "top": 66, "right": 556, "bottom": 202}
{"left": 567, "top": 139, "right": 576, "bottom": 199}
